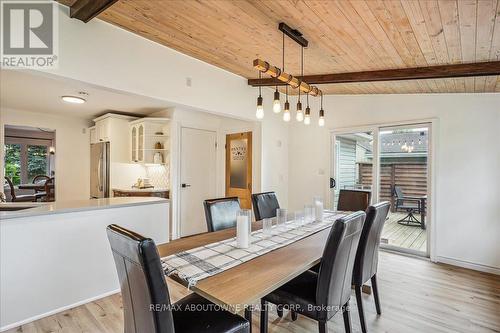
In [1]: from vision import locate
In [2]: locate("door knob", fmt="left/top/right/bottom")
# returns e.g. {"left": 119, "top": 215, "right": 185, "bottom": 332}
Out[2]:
{"left": 330, "top": 178, "right": 336, "bottom": 189}
{"left": 181, "top": 183, "right": 191, "bottom": 188}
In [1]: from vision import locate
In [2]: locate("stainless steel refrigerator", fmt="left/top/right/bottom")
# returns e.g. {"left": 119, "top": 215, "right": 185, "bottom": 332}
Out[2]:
{"left": 90, "top": 142, "right": 110, "bottom": 198}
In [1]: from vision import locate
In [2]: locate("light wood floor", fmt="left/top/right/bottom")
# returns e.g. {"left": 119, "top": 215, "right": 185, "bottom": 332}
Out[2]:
{"left": 381, "top": 212, "right": 427, "bottom": 252}
{"left": 7, "top": 251, "right": 500, "bottom": 333}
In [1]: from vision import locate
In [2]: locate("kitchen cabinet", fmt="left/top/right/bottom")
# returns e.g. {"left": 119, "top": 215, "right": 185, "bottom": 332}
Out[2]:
{"left": 130, "top": 118, "right": 169, "bottom": 164}
{"left": 89, "top": 126, "right": 97, "bottom": 144}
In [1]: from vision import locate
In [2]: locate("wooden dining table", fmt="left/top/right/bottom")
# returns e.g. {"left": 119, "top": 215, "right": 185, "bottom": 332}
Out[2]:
{"left": 17, "top": 183, "right": 46, "bottom": 191}
{"left": 157, "top": 218, "right": 341, "bottom": 332}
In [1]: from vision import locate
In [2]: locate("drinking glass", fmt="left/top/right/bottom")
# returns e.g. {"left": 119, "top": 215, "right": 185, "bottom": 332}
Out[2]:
{"left": 262, "top": 218, "right": 273, "bottom": 237}
{"left": 294, "top": 210, "right": 305, "bottom": 226}
{"left": 276, "top": 208, "right": 288, "bottom": 230}
{"left": 304, "top": 205, "right": 314, "bottom": 224}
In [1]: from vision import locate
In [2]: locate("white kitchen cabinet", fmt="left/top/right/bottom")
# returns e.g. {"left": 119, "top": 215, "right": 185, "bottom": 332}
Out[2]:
{"left": 130, "top": 118, "right": 169, "bottom": 164}
{"left": 92, "top": 113, "right": 138, "bottom": 163}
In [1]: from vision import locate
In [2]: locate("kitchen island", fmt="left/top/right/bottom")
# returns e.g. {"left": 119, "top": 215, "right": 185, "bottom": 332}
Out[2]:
{"left": 0, "top": 197, "right": 169, "bottom": 331}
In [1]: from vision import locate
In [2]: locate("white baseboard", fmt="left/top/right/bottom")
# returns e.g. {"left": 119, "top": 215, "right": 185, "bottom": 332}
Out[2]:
{"left": 0, "top": 289, "right": 120, "bottom": 332}
{"left": 435, "top": 256, "right": 500, "bottom": 275}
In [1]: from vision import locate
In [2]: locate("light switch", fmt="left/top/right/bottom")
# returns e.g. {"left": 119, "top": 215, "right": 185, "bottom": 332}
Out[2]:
{"left": 318, "top": 168, "right": 325, "bottom": 175}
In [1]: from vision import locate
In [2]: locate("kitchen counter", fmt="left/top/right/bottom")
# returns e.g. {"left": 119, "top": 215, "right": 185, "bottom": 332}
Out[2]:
{"left": 0, "top": 197, "right": 169, "bottom": 220}
{"left": 112, "top": 187, "right": 169, "bottom": 193}
{"left": 1, "top": 196, "right": 169, "bottom": 329}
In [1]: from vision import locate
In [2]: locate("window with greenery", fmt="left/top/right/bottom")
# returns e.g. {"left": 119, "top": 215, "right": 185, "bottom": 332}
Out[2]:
{"left": 27, "top": 145, "right": 48, "bottom": 182}
{"left": 5, "top": 144, "right": 21, "bottom": 185}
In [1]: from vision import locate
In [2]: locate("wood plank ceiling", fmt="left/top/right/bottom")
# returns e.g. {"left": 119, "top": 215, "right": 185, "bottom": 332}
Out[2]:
{"left": 64, "top": 0, "right": 500, "bottom": 94}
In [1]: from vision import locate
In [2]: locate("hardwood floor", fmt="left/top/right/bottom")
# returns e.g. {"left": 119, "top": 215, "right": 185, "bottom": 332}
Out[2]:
{"left": 381, "top": 212, "right": 427, "bottom": 252}
{"left": 7, "top": 251, "right": 500, "bottom": 333}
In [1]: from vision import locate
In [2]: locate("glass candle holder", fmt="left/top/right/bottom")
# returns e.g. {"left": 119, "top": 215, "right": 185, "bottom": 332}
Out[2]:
{"left": 294, "top": 210, "right": 305, "bottom": 226}
{"left": 237, "top": 209, "right": 252, "bottom": 248}
{"left": 314, "top": 196, "right": 324, "bottom": 222}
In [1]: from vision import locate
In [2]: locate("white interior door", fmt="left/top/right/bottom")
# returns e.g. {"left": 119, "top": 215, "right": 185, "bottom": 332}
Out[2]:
{"left": 180, "top": 127, "right": 217, "bottom": 237}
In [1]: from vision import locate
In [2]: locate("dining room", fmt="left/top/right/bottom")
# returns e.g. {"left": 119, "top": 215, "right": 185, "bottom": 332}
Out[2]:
{"left": 1, "top": 1, "right": 500, "bottom": 333}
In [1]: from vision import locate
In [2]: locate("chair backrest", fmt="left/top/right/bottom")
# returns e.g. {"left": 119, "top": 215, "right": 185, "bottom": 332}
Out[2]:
{"left": 106, "top": 224, "right": 175, "bottom": 333}
{"left": 352, "top": 202, "right": 391, "bottom": 286}
{"left": 251, "top": 192, "right": 280, "bottom": 221}
{"left": 44, "top": 178, "right": 55, "bottom": 201}
{"left": 203, "top": 197, "right": 241, "bottom": 232}
{"left": 4, "top": 177, "right": 16, "bottom": 200}
{"left": 33, "top": 175, "right": 50, "bottom": 184}
{"left": 337, "top": 189, "right": 371, "bottom": 212}
{"left": 393, "top": 185, "right": 404, "bottom": 199}
{"left": 315, "top": 211, "right": 365, "bottom": 321}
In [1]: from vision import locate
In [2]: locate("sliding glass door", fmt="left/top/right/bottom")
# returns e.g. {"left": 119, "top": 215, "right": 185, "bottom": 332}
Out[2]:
{"left": 331, "top": 130, "right": 377, "bottom": 210}
{"left": 332, "top": 122, "right": 431, "bottom": 257}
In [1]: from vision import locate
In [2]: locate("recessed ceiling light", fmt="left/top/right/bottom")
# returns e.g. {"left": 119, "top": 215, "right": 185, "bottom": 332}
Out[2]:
{"left": 61, "top": 95, "right": 86, "bottom": 104}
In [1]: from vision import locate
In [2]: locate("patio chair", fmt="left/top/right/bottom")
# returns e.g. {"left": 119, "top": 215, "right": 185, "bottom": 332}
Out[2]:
{"left": 4, "top": 177, "right": 36, "bottom": 202}
{"left": 393, "top": 186, "right": 422, "bottom": 228}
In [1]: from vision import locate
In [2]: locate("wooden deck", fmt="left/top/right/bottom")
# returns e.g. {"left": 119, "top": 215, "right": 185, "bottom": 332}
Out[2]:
{"left": 381, "top": 212, "right": 427, "bottom": 252}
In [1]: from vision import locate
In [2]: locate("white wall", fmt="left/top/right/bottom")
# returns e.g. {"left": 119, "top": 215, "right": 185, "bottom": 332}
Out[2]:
{"left": 0, "top": 108, "right": 91, "bottom": 201}
{"left": 288, "top": 93, "right": 500, "bottom": 274}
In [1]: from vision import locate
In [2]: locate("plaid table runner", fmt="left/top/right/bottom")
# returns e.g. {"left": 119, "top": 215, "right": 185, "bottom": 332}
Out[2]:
{"left": 161, "top": 211, "right": 346, "bottom": 288}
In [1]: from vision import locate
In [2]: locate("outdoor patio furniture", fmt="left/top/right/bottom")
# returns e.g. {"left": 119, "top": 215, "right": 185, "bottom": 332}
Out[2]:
{"left": 394, "top": 186, "right": 426, "bottom": 229}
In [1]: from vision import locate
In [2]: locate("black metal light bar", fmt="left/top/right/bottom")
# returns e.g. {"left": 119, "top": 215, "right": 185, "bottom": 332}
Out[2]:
{"left": 278, "top": 22, "right": 308, "bottom": 48}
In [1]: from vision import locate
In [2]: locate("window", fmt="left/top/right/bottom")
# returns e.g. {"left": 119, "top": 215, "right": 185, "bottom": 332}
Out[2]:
{"left": 4, "top": 127, "right": 55, "bottom": 185}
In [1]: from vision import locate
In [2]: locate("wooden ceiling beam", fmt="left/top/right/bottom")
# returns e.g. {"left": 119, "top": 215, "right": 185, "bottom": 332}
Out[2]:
{"left": 248, "top": 61, "right": 500, "bottom": 87}
{"left": 69, "top": 0, "right": 119, "bottom": 23}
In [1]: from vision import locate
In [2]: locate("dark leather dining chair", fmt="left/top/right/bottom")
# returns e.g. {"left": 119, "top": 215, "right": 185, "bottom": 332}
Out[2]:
{"left": 4, "top": 177, "right": 35, "bottom": 202}
{"left": 106, "top": 224, "right": 250, "bottom": 333}
{"left": 203, "top": 197, "right": 241, "bottom": 232}
{"left": 337, "top": 189, "right": 371, "bottom": 212}
{"left": 251, "top": 191, "right": 280, "bottom": 221}
{"left": 260, "top": 211, "right": 366, "bottom": 333}
{"left": 352, "top": 202, "right": 391, "bottom": 333}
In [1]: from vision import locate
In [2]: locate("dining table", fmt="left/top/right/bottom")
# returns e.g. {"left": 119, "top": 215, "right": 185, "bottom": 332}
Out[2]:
{"left": 157, "top": 212, "right": 362, "bottom": 333}
{"left": 17, "top": 183, "right": 46, "bottom": 191}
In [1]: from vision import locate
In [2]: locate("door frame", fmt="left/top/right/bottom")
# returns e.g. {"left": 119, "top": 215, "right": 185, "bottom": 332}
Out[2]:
{"left": 329, "top": 118, "right": 437, "bottom": 261}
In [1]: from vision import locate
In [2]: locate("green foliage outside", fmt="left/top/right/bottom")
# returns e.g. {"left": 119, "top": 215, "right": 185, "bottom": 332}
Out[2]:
{"left": 4, "top": 144, "right": 48, "bottom": 185}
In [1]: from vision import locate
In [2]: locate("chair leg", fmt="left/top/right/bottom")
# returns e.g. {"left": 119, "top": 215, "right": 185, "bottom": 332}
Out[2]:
{"left": 260, "top": 299, "right": 268, "bottom": 333}
{"left": 318, "top": 320, "right": 327, "bottom": 333}
{"left": 245, "top": 307, "right": 252, "bottom": 333}
{"left": 342, "top": 301, "right": 352, "bottom": 333}
{"left": 355, "top": 286, "right": 367, "bottom": 333}
{"left": 291, "top": 310, "right": 298, "bottom": 321}
{"left": 371, "top": 274, "right": 382, "bottom": 315}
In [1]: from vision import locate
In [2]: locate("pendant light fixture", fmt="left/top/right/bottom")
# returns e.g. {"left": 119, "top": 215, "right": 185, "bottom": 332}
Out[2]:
{"left": 318, "top": 91, "right": 325, "bottom": 127}
{"left": 304, "top": 94, "right": 311, "bottom": 125}
{"left": 273, "top": 88, "right": 281, "bottom": 113}
{"left": 283, "top": 86, "right": 291, "bottom": 122}
{"left": 253, "top": 22, "right": 326, "bottom": 126}
{"left": 296, "top": 46, "right": 304, "bottom": 122}
{"left": 256, "top": 71, "right": 264, "bottom": 119}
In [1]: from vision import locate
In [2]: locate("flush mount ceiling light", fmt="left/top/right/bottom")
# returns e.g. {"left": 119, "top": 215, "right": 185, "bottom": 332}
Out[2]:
{"left": 61, "top": 92, "right": 88, "bottom": 104}
{"left": 253, "top": 22, "right": 325, "bottom": 126}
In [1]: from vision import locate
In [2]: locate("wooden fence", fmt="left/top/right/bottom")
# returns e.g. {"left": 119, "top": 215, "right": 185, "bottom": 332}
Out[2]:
{"left": 358, "top": 162, "right": 427, "bottom": 211}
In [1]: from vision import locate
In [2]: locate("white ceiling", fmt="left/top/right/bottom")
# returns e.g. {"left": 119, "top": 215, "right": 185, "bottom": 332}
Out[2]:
{"left": 0, "top": 70, "right": 171, "bottom": 119}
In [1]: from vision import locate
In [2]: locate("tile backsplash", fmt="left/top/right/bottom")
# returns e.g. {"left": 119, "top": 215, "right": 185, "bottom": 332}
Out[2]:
{"left": 145, "top": 164, "right": 169, "bottom": 189}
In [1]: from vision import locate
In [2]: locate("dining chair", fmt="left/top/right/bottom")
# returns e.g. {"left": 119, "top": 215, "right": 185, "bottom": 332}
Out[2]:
{"left": 106, "top": 224, "right": 250, "bottom": 333}
{"left": 4, "top": 177, "right": 36, "bottom": 202}
{"left": 43, "top": 177, "right": 55, "bottom": 202}
{"left": 251, "top": 191, "right": 280, "bottom": 221}
{"left": 337, "top": 189, "right": 371, "bottom": 212}
{"left": 353, "top": 201, "right": 391, "bottom": 333}
{"left": 203, "top": 197, "right": 241, "bottom": 232}
{"left": 260, "top": 211, "right": 366, "bottom": 333}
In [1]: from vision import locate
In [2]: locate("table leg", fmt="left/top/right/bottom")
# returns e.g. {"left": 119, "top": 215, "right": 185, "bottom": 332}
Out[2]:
{"left": 421, "top": 198, "right": 426, "bottom": 229}
{"left": 245, "top": 307, "right": 252, "bottom": 333}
